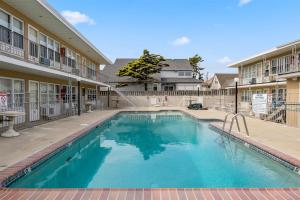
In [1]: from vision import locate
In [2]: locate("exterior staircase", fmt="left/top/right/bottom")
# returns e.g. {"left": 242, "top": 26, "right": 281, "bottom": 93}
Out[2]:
{"left": 265, "top": 105, "right": 286, "bottom": 123}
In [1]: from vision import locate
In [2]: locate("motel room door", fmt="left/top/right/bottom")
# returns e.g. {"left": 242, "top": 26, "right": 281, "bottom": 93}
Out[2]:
{"left": 29, "top": 81, "right": 40, "bottom": 121}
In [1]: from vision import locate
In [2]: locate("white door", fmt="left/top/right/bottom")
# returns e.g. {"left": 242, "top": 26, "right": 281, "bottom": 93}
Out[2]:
{"left": 29, "top": 81, "right": 40, "bottom": 121}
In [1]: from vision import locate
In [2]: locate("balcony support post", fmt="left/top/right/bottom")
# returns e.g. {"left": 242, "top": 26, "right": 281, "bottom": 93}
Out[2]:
{"left": 77, "top": 80, "right": 81, "bottom": 116}
{"left": 107, "top": 87, "right": 110, "bottom": 108}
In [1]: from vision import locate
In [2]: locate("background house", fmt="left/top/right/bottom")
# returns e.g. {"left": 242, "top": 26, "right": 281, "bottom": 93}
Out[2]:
{"left": 101, "top": 59, "right": 202, "bottom": 91}
{"left": 209, "top": 73, "right": 238, "bottom": 90}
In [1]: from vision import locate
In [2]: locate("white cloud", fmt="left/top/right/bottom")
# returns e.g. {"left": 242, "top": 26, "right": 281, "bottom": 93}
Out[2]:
{"left": 239, "top": 0, "right": 252, "bottom": 6}
{"left": 171, "top": 36, "right": 191, "bottom": 46}
{"left": 61, "top": 10, "right": 95, "bottom": 25}
{"left": 218, "top": 56, "right": 232, "bottom": 64}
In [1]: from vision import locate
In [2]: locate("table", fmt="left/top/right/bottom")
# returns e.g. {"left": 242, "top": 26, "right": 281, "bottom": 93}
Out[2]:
{"left": 0, "top": 111, "right": 25, "bottom": 137}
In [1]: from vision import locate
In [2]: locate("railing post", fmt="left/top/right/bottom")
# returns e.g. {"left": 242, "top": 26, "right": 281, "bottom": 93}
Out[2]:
{"left": 107, "top": 87, "right": 110, "bottom": 108}
{"left": 24, "top": 79, "right": 30, "bottom": 128}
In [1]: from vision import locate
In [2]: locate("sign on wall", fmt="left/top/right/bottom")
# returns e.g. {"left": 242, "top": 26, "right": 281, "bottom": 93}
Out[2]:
{"left": 252, "top": 94, "right": 268, "bottom": 114}
{"left": 0, "top": 92, "right": 8, "bottom": 108}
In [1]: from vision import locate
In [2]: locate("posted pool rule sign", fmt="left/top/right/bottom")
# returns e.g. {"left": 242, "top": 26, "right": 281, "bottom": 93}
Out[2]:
{"left": 0, "top": 92, "right": 7, "bottom": 108}
{"left": 252, "top": 94, "right": 268, "bottom": 115}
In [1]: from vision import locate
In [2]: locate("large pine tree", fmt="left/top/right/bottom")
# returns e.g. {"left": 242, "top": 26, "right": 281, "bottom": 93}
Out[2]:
{"left": 189, "top": 54, "right": 204, "bottom": 80}
{"left": 117, "top": 49, "right": 169, "bottom": 81}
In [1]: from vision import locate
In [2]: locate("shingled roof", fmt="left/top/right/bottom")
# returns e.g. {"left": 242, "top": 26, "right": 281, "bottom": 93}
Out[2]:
{"left": 101, "top": 58, "right": 197, "bottom": 83}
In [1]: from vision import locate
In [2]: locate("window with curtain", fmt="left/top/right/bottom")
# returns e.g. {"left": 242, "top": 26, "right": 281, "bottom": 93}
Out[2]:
{"left": 40, "top": 83, "right": 48, "bottom": 106}
{"left": 39, "top": 33, "right": 47, "bottom": 58}
{"left": 54, "top": 42, "right": 60, "bottom": 63}
{"left": 0, "top": 10, "right": 11, "bottom": 44}
{"left": 12, "top": 18, "right": 23, "bottom": 49}
{"left": 48, "top": 38, "right": 54, "bottom": 61}
{"left": 87, "top": 88, "right": 96, "bottom": 101}
{"left": 29, "top": 27, "right": 38, "bottom": 58}
{"left": 0, "top": 78, "right": 24, "bottom": 110}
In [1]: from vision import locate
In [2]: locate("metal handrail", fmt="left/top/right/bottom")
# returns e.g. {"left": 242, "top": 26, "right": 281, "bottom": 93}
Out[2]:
{"left": 228, "top": 113, "right": 250, "bottom": 136}
{"left": 222, "top": 112, "right": 240, "bottom": 132}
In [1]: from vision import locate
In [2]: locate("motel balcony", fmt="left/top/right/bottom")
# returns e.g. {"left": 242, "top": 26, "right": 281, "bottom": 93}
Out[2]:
{"left": 0, "top": 27, "right": 99, "bottom": 82}
{"left": 277, "top": 63, "right": 300, "bottom": 76}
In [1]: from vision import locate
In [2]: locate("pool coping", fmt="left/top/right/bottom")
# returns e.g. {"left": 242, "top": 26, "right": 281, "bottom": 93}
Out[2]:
{"left": 0, "top": 109, "right": 300, "bottom": 189}
{"left": 0, "top": 111, "right": 122, "bottom": 187}
{"left": 209, "top": 122, "right": 300, "bottom": 175}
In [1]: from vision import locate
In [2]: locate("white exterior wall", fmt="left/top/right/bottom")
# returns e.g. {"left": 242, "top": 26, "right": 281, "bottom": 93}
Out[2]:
{"left": 161, "top": 71, "right": 178, "bottom": 78}
{"left": 210, "top": 76, "right": 221, "bottom": 90}
{"left": 176, "top": 84, "right": 199, "bottom": 91}
{"left": 160, "top": 70, "right": 193, "bottom": 78}
{"left": 105, "top": 83, "right": 160, "bottom": 92}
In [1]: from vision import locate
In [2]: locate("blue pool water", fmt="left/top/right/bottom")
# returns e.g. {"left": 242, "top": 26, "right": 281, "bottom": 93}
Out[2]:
{"left": 9, "top": 111, "right": 300, "bottom": 188}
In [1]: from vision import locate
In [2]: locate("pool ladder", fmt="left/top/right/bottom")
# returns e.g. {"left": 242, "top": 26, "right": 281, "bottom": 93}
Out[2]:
{"left": 222, "top": 112, "right": 249, "bottom": 136}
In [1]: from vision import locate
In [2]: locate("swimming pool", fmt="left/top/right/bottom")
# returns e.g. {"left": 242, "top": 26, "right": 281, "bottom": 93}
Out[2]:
{"left": 9, "top": 111, "right": 300, "bottom": 188}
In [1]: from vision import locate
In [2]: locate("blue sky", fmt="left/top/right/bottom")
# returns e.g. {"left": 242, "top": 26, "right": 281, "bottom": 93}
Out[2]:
{"left": 49, "top": 0, "right": 300, "bottom": 78}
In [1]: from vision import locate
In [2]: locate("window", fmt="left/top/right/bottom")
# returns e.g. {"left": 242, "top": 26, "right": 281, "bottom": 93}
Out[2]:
{"left": 278, "top": 57, "right": 284, "bottom": 74}
{"left": 39, "top": 33, "right": 47, "bottom": 58}
{"left": 241, "top": 90, "right": 252, "bottom": 102}
{"left": 178, "top": 71, "right": 185, "bottom": 76}
{"left": 178, "top": 71, "right": 192, "bottom": 77}
{"left": 12, "top": 18, "right": 23, "bottom": 49}
{"left": 185, "top": 71, "right": 192, "bottom": 76}
{"left": 87, "top": 60, "right": 96, "bottom": 79}
{"left": 48, "top": 38, "right": 54, "bottom": 61}
{"left": 29, "top": 27, "right": 38, "bottom": 58}
{"left": 76, "top": 54, "right": 81, "bottom": 69}
{"left": 0, "top": 10, "right": 10, "bottom": 28}
{"left": 0, "top": 10, "right": 24, "bottom": 50}
{"left": 48, "top": 84, "right": 55, "bottom": 103}
{"left": 153, "top": 84, "right": 158, "bottom": 91}
{"left": 72, "top": 86, "right": 77, "bottom": 101}
{"left": 87, "top": 88, "right": 96, "bottom": 101}
{"left": 264, "top": 62, "right": 269, "bottom": 77}
{"left": 40, "top": 83, "right": 48, "bottom": 106}
{"left": 0, "top": 77, "right": 25, "bottom": 112}
{"left": 40, "top": 45, "right": 47, "bottom": 58}
{"left": 65, "top": 48, "right": 76, "bottom": 68}
{"left": 164, "top": 85, "right": 174, "bottom": 91}
{"left": 271, "top": 59, "right": 278, "bottom": 74}
{"left": 54, "top": 42, "right": 60, "bottom": 63}
{"left": 0, "top": 10, "right": 11, "bottom": 44}
{"left": 284, "top": 55, "right": 293, "bottom": 73}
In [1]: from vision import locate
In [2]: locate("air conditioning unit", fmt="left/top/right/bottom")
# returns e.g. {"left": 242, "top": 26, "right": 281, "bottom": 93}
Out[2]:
{"left": 72, "top": 68, "right": 80, "bottom": 76}
{"left": 39, "top": 57, "right": 50, "bottom": 66}
{"left": 249, "top": 78, "right": 256, "bottom": 84}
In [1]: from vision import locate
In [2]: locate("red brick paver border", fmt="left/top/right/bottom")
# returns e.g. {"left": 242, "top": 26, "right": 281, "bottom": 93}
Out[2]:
{"left": 0, "top": 188, "right": 300, "bottom": 200}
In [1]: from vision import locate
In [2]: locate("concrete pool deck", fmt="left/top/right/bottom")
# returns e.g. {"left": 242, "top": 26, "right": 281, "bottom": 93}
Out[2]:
{"left": 1, "top": 107, "right": 300, "bottom": 199}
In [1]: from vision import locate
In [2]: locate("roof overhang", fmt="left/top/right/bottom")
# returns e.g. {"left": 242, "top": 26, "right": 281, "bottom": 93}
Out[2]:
{"left": 0, "top": 54, "right": 110, "bottom": 87}
{"left": 278, "top": 72, "right": 300, "bottom": 79}
{"left": 226, "top": 81, "right": 286, "bottom": 89}
{"left": 228, "top": 39, "right": 300, "bottom": 68}
{"left": 3, "top": 0, "right": 112, "bottom": 65}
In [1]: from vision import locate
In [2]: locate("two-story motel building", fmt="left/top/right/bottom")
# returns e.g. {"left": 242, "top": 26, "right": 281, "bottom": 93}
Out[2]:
{"left": 0, "top": 0, "right": 111, "bottom": 128}
{"left": 228, "top": 39, "right": 300, "bottom": 128}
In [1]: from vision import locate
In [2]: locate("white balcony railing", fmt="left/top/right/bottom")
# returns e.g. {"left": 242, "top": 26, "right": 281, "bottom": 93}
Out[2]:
{"left": 278, "top": 63, "right": 300, "bottom": 75}
{"left": 0, "top": 41, "right": 24, "bottom": 58}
